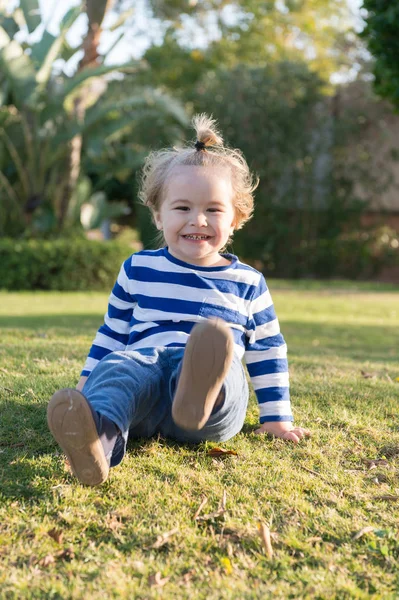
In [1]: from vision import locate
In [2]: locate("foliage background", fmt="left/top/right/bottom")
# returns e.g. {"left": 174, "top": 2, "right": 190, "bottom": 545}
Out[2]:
{"left": 0, "top": 0, "right": 398, "bottom": 284}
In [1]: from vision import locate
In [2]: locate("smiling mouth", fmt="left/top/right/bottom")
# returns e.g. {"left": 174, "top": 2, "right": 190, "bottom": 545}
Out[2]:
{"left": 182, "top": 234, "right": 210, "bottom": 240}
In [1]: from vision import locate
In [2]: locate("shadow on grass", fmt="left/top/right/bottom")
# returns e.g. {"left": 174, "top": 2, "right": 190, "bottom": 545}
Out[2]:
{"left": 240, "top": 423, "right": 257, "bottom": 435}
{"left": 283, "top": 320, "right": 398, "bottom": 363}
{"left": 0, "top": 454, "right": 56, "bottom": 501}
{"left": 0, "top": 396, "right": 250, "bottom": 501}
{"left": 269, "top": 280, "right": 399, "bottom": 293}
{"left": 0, "top": 314, "right": 101, "bottom": 332}
{"left": 0, "top": 398, "right": 56, "bottom": 500}
{"left": 126, "top": 436, "right": 215, "bottom": 460}
{"left": 0, "top": 314, "right": 397, "bottom": 364}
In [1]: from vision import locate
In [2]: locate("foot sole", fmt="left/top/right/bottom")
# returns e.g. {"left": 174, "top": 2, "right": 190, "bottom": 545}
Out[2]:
{"left": 47, "top": 388, "right": 109, "bottom": 486}
{"left": 172, "top": 319, "right": 234, "bottom": 431}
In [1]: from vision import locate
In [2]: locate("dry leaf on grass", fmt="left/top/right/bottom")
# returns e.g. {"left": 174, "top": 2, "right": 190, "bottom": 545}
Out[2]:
{"left": 105, "top": 512, "right": 125, "bottom": 533}
{"left": 373, "top": 494, "right": 399, "bottom": 501}
{"left": 361, "top": 370, "right": 377, "bottom": 379}
{"left": 196, "top": 509, "right": 226, "bottom": 523}
{"left": 363, "top": 458, "right": 389, "bottom": 469}
{"left": 195, "top": 490, "right": 227, "bottom": 523}
{"left": 194, "top": 496, "right": 208, "bottom": 520}
{"left": 370, "top": 472, "right": 389, "bottom": 483}
{"left": 47, "top": 528, "right": 63, "bottom": 544}
{"left": 21, "top": 388, "right": 37, "bottom": 399}
{"left": 150, "top": 528, "right": 179, "bottom": 549}
{"left": 258, "top": 522, "right": 273, "bottom": 558}
{"left": 353, "top": 526, "right": 374, "bottom": 540}
{"left": 182, "top": 569, "right": 195, "bottom": 585}
{"left": 306, "top": 536, "right": 323, "bottom": 544}
{"left": 38, "top": 554, "right": 55, "bottom": 568}
{"left": 361, "top": 371, "right": 398, "bottom": 383}
{"left": 226, "top": 541, "right": 234, "bottom": 557}
{"left": 149, "top": 572, "right": 170, "bottom": 588}
{"left": 56, "top": 547, "right": 74, "bottom": 560}
{"left": 207, "top": 447, "right": 238, "bottom": 458}
{"left": 299, "top": 465, "right": 330, "bottom": 483}
{"left": 36, "top": 547, "right": 74, "bottom": 568}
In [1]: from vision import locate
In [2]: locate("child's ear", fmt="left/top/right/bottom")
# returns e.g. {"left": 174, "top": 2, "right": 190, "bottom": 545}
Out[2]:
{"left": 153, "top": 212, "right": 163, "bottom": 231}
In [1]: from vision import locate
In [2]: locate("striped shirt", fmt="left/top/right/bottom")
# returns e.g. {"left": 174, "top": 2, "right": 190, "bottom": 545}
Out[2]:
{"left": 82, "top": 247, "right": 293, "bottom": 423}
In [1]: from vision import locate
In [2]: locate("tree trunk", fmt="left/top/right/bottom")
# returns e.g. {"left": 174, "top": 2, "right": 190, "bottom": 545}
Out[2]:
{"left": 58, "top": 0, "right": 114, "bottom": 229}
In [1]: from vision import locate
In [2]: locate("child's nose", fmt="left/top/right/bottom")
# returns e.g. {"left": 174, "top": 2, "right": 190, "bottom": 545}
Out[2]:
{"left": 190, "top": 212, "right": 207, "bottom": 227}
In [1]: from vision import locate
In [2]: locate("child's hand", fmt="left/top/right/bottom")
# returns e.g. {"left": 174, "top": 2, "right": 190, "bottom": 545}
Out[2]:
{"left": 255, "top": 421, "right": 310, "bottom": 444}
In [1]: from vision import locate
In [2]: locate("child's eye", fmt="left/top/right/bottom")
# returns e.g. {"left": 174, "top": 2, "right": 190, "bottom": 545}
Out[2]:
{"left": 175, "top": 206, "right": 189, "bottom": 211}
{"left": 208, "top": 208, "right": 222, "bottom": 213}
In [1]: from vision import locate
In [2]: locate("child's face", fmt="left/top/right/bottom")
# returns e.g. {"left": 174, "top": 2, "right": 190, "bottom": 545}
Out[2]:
{"left": 154, "top": 165, "right": 236, "bottom": 267}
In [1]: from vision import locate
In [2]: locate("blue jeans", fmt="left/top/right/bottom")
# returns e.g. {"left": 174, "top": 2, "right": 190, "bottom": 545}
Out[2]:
{"left": 82, "top": 347, "right": 249, "bottom": 467}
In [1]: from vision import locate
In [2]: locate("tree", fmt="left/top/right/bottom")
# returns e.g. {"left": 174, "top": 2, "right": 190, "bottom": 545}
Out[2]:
{"left": 63, "top": 0, "right": 116, "bottom": 229}
{"left": 191, "top": 62, "right": 326, "bottom": 270}
{"left": 0, "top": 1, "right": 188, "bottom": 237}
{"left": 118, "top": 0, "right": 354, "bottom": 96}
{"left": 360, "top": 1, "right": 399, "bottom": 110}
{"left": 188, "top": 61, "right": 372, "bottom": 277}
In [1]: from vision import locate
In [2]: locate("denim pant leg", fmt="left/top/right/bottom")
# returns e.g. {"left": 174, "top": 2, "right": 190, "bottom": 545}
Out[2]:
{"left": 82, "top": 349, "right": 166, "bottom": 466}
{"left": 160, "top": 351, "right": 249, "bottom": 443}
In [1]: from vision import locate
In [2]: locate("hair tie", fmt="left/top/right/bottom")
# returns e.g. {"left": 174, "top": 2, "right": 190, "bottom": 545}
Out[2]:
{"left": 195, "top": 140, "right": 206, "bottom": 151}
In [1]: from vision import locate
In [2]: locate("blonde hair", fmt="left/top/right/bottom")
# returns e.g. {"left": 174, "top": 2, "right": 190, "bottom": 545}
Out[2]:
{"left": 139, "top": 114, "right": 258, "bottom": 232}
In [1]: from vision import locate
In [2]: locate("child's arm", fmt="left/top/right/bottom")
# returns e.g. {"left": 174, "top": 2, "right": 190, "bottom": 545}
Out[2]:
{"left": 80, "top": 257, "right": 136, "bottom": 380}
{"left": 76, "top": 376, "right": 88, "bottom": 392}
{"left": 254, "top": 421, "right": 310, "bottom": 443}
{"left": 244, "top": 275, "right": 310, "bottom": 443}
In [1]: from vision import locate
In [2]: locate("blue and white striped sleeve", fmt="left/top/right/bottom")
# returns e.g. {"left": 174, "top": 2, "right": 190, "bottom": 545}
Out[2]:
{"left": 244, "top": 275, "right": 293, "bottom": 424}
{"left": 81, "top": 257, "right": 137, "bottom": 376}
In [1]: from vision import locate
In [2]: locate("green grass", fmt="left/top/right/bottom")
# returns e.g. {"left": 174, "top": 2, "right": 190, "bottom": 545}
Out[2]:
{"left": 1, "top": 281, "right": 399, "bottom": 599}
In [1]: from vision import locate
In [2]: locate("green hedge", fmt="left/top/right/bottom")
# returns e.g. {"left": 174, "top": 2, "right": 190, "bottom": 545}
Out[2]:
{"left": 1, "top": 229, "right": 397, "bottom": 290}
{"left": 0, "top": 239, "right": 132, "bottom": 291}
{"left": 309, "top": 227, "right": 399, "bottom": 279}
{"left": 235, "top": 225, "right": 398, "bottom": 280}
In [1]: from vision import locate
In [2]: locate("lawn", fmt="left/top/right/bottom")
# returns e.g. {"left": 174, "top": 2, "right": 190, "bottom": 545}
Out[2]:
{"left": 0, "top": 283, "right": 399, "bottom": 599}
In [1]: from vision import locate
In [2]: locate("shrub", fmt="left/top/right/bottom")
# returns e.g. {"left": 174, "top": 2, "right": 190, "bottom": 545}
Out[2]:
{"left": 239, "top": 226, "right": 399, "bottom": 280}
{"left": 0, "top": 239, "right": 133, "bottom": 291}
{"left": 332, "top": 226, "right": 399, "bottom": 279}
{"left": 190, "top": 62, "right": 371, "bottom": 278}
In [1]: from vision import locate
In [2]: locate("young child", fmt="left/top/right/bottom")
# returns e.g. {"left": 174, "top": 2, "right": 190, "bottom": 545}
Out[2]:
{"left": 47, "top": 115, "right": 309, "bottom": 486}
